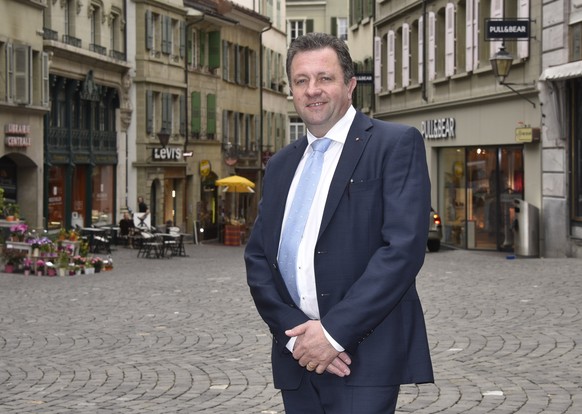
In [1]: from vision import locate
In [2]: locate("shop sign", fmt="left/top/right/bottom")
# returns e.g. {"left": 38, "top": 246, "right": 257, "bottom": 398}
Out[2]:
{"left": 200, "top": 160, "right": 211, "bottom": 177}
{"left": 421, "top": 118, "right": 456, "bottom": 140}
{"left": 515, "top": 127, "right": 540, "bottom": 143}
{"left": 4, "top": 123, "right": 31, "bottom": 148}
{"left": 485, "top": 19, "right": 530, "bottom": 40}
{"left": 152, "top": 147, "right": 182, "bottom": 161}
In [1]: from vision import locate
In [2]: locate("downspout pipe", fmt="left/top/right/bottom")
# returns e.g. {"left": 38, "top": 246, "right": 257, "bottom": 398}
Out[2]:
{"left": 422, "top": 0, "right": 428, "bottom": 102}
{"left": 259, "top": 22, "right": 273, "bottom": 166}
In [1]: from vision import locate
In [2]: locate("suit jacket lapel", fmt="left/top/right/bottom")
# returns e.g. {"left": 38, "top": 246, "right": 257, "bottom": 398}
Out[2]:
{"left": 319, "top": 113, "right": 373, "bottom": 237}
{"left": 271, "top": 137, "right": 308, "bottom": 249}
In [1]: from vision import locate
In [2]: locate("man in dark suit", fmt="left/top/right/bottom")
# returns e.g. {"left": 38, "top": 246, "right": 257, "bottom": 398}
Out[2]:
{"left": 245, "top": 32, "right": 433, "bottom": 413}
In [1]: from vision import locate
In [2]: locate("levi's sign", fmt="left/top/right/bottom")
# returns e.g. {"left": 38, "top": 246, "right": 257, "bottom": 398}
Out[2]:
{"left": 485, "top": 19, "right": 530, "bottom": 40}
{"left": 152, "top": 146, "right": 182, "bottom": 161}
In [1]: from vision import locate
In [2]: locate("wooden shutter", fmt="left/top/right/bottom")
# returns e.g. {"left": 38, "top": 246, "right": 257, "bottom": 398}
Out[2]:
{"left": 187, "top": 29, "right": 193, "bottom": 66}
{"left": 518, "top": 0, "right": 530, "bottom": 59}
{"left": 490, "top": 0, "right": 503, "bottom": 58}
{"left": 374, "top": 36, "right": 381, "bottom": 93}
{"left": 208, "top": 31, "right": 221, "bottom": 70}
{"left": 445, "top": 3, "right": 455, "bottom": 77}
{"left": 42, "top": 52, "right": 49, "bottom": 107}
{"left": 207, "top": 94, "right": 216, "bottom": 135}
{"left": 402, "top": 24, "right": 410, "bottom": 88}
{"left": 306, "top": 19, "right": 314, "bottom": 33}
{"left": 387, "top": 30, "right": 395, "bottom": 91}
{"left": 419, "top": 16, "right": 424, "bottom": 84}
{"left": 199, "top": 30, "right": 206, "bottom": 67}
{"left": 428, "top": 12, "right": 436, "bottom": 80}
{"left": 191, "top": 91, "right": 201, "bottom": 134}
{"left": 14, "top": 45, "right": 30, "bottom": 104}
{"left": 466, "top": 0, "right": 474, "bottom": 72}
{"left": 146, "top": 10, "right": 153, "bottom": 50}
{"left": 179, "top": 94, "right": 185, "bottom": 135}
{"left": 331, "top": 17, "right": 337, "bottom": 36}
{"left": 146, "top": 90, "right": 153, "bottom": 134}
{"left": 179, "top": 21, "right": 185, "bottom": 58}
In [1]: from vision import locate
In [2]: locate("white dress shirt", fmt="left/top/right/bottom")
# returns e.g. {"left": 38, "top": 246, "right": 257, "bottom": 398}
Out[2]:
{"left": 280, "top": 106, "right": 356, "bottom": 351}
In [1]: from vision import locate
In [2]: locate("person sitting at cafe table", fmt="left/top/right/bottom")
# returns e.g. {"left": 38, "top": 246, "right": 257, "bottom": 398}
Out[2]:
{"left": 119, "top": 211, "right": 135, "bottom": 247}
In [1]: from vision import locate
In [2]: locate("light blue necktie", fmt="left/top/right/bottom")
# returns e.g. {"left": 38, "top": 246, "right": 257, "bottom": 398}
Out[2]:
{"left": 278, "top": 138, "right": 332, "bottom": 305}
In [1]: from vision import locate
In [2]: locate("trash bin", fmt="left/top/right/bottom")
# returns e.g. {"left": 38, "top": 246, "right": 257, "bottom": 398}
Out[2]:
{"left": 512, "top": 199, "right": 539, "bottom": 257}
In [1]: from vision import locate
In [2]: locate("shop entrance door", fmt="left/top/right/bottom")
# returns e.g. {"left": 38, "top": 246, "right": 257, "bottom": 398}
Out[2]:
{"left": 440, "top": 146, "right": 523, "bottom": 251}
{"left": 466, "top": 146, "right": 523, "bottom": 250}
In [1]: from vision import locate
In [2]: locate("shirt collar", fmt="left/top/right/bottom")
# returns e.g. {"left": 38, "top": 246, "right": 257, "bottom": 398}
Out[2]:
{"left": 306, "top": 106, "right": 356, "bottom": 146}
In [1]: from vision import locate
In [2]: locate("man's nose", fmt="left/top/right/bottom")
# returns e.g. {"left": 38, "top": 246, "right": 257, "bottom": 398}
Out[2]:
{"left": 306, "top": 80, "right": 322, "bottom": 95}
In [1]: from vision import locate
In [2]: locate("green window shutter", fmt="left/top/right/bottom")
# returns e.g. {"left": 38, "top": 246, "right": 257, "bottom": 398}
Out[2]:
{"left": 199, "top": 30, "right": 205, "bottom": 67}
{"left": 187, "top": 29, "right": 192, "bottom": 65}
{"left": 146, "top": 90, "right": 153, "bottom": 134}
{"left": 306, "top": 19, "right": 314, "bottom": 34}
{"left": 180, "top": 21, "right": 185, "bottom": 58}
{"left": 191, "top": 91, "right": 201, "bottom": 133}
{"left": 179, "top": 94, "right": 185, "bottom": 135}
{"left": 331, "top": 17, "right": 337, "bottom": 36}
{"left": 208, "top": 31, "right": 221, "bottom": 69}
{"left": 207, "top": 94, "right": 216, "bottom": 135}
{"left": 145, "top": 10, "right": 153, "bottom": 50}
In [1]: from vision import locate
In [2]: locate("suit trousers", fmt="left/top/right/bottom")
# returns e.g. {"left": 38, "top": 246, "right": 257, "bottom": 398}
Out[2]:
{"left": 281, "top": 371, "right": 400, "bottom": 414}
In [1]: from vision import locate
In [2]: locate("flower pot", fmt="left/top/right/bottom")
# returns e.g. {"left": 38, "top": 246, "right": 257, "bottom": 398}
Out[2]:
{"left": 58, "top": 267, "right": 67, "bottom": 277}
{"left": 24, "top": 269, "right": 30, "bottom": 276}
{"left": 37, "top": 270, "right": 44, "bottom": 276}
{"left": 84, "top": 267, "right": 95, "bottom": 275}
{"left": 4, "top": 264, "right": 14, "bottom": 273}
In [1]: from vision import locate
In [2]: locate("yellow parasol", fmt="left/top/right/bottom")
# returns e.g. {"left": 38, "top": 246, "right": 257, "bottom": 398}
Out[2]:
{"left": 215, "top": 175, "right": 255, "bottom": 193}
{"left": 215, "top": 175, "right": 256, "bottom": 220}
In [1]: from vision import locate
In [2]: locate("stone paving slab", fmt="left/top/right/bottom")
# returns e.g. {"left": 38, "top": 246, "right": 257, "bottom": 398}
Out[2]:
{"left": 0, "top": 243, "right": 580, "bottom": 413}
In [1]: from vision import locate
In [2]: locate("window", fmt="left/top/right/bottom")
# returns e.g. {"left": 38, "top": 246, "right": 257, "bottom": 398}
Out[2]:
{"left": 90, "top": 4, "right": 101, "bottom": 46}
{"left": 92, "top": 165, "right": 114, "bottom": 226}
{"left": 188, "top": 29, "right": 198, "bottom": 68}
{"left": 48, "top": 166, "right": 66, "bottom": 229}
{"left": 289, "top": 117, "right": 305, "bottom": 144}
{"left": 571, "top": 78, "right": 582, "bottom": 220}
{"left": 110, "top": 12, "right": 120, "bottom": 53}
{"left": 288, "top": 19, "right": 313, "bottom": 43}
{"left": 331, "top": 17, "right": 348, "bottom": 41}
{"left": 7, "top": 44, "right": 32, "bottom": 105}
{"left": 387, "top": 31, "right": 395, "bottom": 91}
{"left": 571, "top": 21, "right": 582, "bottom": 62}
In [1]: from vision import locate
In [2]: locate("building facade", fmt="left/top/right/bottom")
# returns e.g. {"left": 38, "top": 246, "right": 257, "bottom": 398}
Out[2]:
{"left": 0, "top": 0, "right": 50, "bottom": 230}
{"left": 539, "top": 0, "right": 582, "bottom": 258}
{"left": 42, "top": 0, "right": 131, "bottom": 231}
{"left": 375, "top": 0, "right": 542, "bottom": 254}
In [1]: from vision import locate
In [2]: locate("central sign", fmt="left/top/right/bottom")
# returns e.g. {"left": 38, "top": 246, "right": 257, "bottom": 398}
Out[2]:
{"left": 152, "top": 146, "right": 182, "bottom": 161}
{"left": 485, "top": 19, "right": 530, "bottom": 40}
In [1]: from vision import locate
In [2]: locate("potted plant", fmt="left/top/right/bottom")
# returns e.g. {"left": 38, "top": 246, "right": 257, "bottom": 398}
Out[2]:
{"left": 3, "top": 249, "right": 26, "bottom": 273}
{"left": 23, "top": 257, "right": 32, "bottom": 276}
{"left": 36, "top": 259, "right": 45, "bottom": 276}
{"left": 3, "top": 202, "right": 20, "bottom": 221}
{"left": 9, "top": 223, "right": 28, "bottom": 242}
{"left": 84, "top": 259, "right": 95, "bottom": 274}
{"left": 56, "top": 245, "right": 73, "bottom": 276}
{"left": 91, "top": 256, "right": 103, "bottom": 273}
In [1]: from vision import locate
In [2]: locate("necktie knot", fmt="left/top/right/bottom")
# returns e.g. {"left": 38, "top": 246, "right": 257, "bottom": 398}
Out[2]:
{"left": 311, "top": 138, "right": 332, "bottom": 153}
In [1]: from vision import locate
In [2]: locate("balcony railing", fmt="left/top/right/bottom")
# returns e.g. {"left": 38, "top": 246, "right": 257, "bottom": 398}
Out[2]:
{"left": 43, "top": 27, "right": 58, "bottom": 41}
{"left": 109, "top": 49, "right": 126, "bottom": 61}
{"left": 89, "top": 43, "right": 107, "bottom": 56}
{"left": 62, "top": 34, "right": 82, "bottom": 48}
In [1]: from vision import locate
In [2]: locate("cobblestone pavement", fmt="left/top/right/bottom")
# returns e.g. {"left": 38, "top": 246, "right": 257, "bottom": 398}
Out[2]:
{"left": 0, "top": 243, "right": 581, "bottom": 413}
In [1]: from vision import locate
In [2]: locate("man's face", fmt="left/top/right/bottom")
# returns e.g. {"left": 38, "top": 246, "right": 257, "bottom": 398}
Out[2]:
{"left": 289, "top": 47, "right": 356, "bottom": 138}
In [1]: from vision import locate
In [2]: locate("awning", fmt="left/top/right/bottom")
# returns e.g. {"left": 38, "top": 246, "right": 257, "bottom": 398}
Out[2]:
{"left": 540, "top": 61, "right": 582, "bottom": 81}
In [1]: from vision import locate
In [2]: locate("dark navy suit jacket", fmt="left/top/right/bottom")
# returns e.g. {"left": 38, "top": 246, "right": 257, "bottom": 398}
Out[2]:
{"left": 245, "top": 111, "right": 434, "bottom": 390}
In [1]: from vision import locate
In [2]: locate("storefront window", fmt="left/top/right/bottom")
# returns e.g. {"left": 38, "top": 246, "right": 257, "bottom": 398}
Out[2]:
{"left": 439, "top": 146, "right": 523, "bottom": 251}
{"left": 439, "top": 148, "right": 466, "bottom": 248}
{"left": 71, "top": 165, "right": 87, "bottom": 228}
{"left": 571, "top": 78, "right": 582, "bottom": 220}
{"left": 48, "top": 166, "right": 66, "bottom": 229}
{"left": 91, "top": 165, "right": 114, "bottom": 226}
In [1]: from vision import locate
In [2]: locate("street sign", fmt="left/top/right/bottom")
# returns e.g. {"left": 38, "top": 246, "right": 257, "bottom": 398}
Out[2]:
{"left": 485, "top": 19, "right": 530, "bottom": 40}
